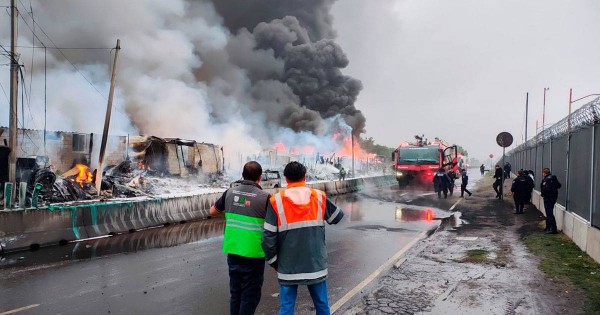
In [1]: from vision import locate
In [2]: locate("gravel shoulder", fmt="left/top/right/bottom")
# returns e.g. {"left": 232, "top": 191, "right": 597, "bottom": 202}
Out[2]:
{"left": 340, "top": 176, "right": 586, "bottom": 315}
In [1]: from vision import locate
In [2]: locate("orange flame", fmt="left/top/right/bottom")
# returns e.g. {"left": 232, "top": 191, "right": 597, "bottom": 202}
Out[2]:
{"left": 334, "top": 134, "right": 377, "bottom": 161}
{"left": 75, "top": 164, "right": 93, "bottom": 187}
{"left": 274, "top": 142, "right": 287, "bottom": 152}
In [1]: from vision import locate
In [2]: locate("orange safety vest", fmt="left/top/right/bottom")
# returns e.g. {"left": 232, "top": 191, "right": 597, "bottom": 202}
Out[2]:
{"left": 269, "top": 182, "right": 326, "bottom": 232}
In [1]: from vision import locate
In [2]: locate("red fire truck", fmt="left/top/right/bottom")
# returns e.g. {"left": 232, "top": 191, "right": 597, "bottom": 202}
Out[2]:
{"left": 392, "top": 135, "right": 458, "bottom": 186}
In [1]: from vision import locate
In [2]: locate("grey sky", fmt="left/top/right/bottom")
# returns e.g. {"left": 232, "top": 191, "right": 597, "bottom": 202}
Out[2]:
{"left": 331, "top": 0, "right": 600, "bottom": 162}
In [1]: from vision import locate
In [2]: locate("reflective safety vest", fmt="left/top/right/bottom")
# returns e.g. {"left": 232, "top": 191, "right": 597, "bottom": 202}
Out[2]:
{"left": 271, "top": 187, "right": 325, "bottom": 231}
{"left": 222, "top": 182, "right": 269, "bottom": 258}
{"left": 267, "top": 185, "right": 329, "bottom": 284}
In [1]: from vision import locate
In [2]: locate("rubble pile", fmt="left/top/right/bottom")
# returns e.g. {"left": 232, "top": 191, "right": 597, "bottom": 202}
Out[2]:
{"left": 23, "top": 160, "right": 229, "bottom": 207}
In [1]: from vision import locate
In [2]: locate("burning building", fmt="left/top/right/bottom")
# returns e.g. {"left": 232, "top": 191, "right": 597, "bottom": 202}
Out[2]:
{"left": 0, "top": 127, "right": 225, "bottom": 207}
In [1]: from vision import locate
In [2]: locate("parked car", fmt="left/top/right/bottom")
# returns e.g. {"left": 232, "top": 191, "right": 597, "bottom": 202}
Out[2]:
{"left": 230, "top": 170, "right": 282, "bottom": 189}
{"left": 260, "top": 170, "right": 282, "bottom": 189}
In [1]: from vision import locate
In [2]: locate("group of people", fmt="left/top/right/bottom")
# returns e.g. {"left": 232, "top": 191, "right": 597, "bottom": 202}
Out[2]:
{"left": 493, "top": 164, "right": 562, "bottom": 234}
{"left": 210, "top": 161, "right": 344, "bottom": 315}
{"left": 432, "top": 167, "right": 472, "bottom": 199}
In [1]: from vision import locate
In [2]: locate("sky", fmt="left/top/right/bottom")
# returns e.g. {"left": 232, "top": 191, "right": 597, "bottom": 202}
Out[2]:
{"left": 331, "top": 0, "right": 600, "bottom": 162}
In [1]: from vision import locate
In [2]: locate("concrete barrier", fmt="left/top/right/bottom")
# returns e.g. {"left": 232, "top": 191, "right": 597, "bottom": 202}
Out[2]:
{"left": 586, "top": 227, "right": 600, "bottom": 263}
{"left": 532, "top": 190, "right": 600, "bottom": 264}
{"left": 562, "top": 209, "right": 574, "bottom": 239}
{"left": 0, "top": 207, "right": 88, "bottom": 252}
{"left": 572, "top": 215, "right": 589, "bottom": 251}
{"left": 0, "top": 176, "right": 392, "bottom": 253}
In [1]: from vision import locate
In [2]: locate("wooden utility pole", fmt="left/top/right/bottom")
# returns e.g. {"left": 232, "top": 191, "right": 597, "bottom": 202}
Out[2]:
{"left": 8, "top": 0, "right": 19, "bottom": 184}
{"left": 95, "top": 39, "right": 121, "bottom": 195}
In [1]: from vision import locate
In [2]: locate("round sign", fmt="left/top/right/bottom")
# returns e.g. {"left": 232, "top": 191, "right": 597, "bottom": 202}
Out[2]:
{"left": 496, "top": 132, "right": 513, "bottom": 148}
{"left": 489, "top": 154, "right": 494, "bottom": 159}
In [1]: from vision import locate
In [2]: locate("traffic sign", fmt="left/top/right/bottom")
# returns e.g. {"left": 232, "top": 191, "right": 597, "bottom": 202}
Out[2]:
{"left": 496, "top": 132, "right": 513, "bottom": 148}
{"left": 489, "top": 154, "right": 494, "bottom": 159}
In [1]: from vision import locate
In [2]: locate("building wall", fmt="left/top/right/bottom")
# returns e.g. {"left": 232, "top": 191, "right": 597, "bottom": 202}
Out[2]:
{"left": 0, "top": 128, "right": 126, "bottom": 174}
{"left": 192, "top": 143, "right": 222, "bottom": 174}
{"left": 1, "top": 128, "right": 222, "bottom": 177}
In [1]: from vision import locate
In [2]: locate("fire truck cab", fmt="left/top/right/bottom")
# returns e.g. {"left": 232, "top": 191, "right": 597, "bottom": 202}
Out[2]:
{"left": 392, "top": 136, "right": 458, "bottom": 187}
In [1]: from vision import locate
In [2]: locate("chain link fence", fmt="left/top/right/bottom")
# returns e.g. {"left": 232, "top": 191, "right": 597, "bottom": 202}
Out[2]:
{"left": 506, "top": 97, "right": 600, "bottom": 227}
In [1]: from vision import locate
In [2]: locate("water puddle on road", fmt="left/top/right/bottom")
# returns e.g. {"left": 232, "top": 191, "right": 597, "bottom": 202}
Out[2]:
{"left": 0, "top": 219, "right": 225, "bottom": 269}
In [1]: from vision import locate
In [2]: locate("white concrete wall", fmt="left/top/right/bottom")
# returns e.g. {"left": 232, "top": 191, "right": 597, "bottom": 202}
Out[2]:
{"left": 533, "top": 190, "right": 600, "bottom": 264}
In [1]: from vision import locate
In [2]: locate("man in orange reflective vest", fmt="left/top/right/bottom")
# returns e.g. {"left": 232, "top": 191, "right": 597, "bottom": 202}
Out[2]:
{"left": 262, "top": 161, "right": 344, "bottom": 315}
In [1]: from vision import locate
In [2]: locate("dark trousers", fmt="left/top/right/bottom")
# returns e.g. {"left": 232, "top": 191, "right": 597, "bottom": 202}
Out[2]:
{"left": 437, "top": 188, "right": 448, "bottom": 199}
{"left": 460, "top": 184, "right": 471, "bottom": 197}
{"left": 493, "top": 179, "right": 502, "bottom": 197}
{"left": 227, "top": 254, "right": 265, "bottom": 315}
{"left": 543, "top": 197, "right": 558, "bottom": 232}
{"left": 448, "top": 183, "right": 455, "bottom": 196}
{"left": 514, "top": 199, "right": 525, "bottom": 213}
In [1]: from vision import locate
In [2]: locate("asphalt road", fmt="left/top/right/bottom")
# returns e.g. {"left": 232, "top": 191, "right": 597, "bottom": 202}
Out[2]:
{"left": 0, "top": 177, "right": 479, "bottom": 314}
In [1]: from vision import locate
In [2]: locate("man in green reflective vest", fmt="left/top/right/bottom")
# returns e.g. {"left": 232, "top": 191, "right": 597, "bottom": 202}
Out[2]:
{"left": 210, "top": 161, "right": 271, "bottom": 315}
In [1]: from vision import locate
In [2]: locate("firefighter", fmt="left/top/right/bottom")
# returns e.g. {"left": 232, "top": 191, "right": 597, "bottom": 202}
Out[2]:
{"left": 262, "top": 161, "right": 344, "bottom": 314}
{"left": 541, "top": 167, "right": 562, "bottom": 234}
{"left": 209, "top": 161, "right": 271, "bottom": 315}
{"left": 510, "top": 170, "right": 534, "bottom": 214}
{"left": 433, "top": 167, "right": 451, "bottom": 199}
{"left": 492, "top": 164, "right": 503, "bottom": 199}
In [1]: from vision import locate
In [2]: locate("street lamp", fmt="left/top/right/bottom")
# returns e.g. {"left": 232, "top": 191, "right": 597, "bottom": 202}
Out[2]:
{"left": 542, "top": 87, "right": 549, "bottom": 140}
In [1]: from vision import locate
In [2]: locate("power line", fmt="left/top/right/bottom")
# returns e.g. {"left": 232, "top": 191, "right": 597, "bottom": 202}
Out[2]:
{"left": 9, "top": 45, "right": 113, "bottom": 50}
{"left": 16, "top": 0, "right": 108, "bottom": 101}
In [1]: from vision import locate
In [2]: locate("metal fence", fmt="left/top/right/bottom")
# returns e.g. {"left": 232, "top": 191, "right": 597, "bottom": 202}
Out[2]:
{"left": 506, "top": 97, "right": 600, "bottom": 227}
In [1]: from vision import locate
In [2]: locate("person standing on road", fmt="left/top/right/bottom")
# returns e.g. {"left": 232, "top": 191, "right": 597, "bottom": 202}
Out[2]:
{"left": 446, "top": 168, "right": 457, "bottom": 196}
{"left": 541, "top": 167, "right": 562, "bottom": 234}
{"left": 460, "top": 169, "right": 472, "bottom": 197}
{"left": 262, "top": 161, "right": 344, "bottom": 315}
{"left": 433, "top": 167, "right": 451, "bottom": 199}
{"left": 209, "top": 161, "right": 271, "bottom": 315}
{"left": 504, "top": 162, "right": 512, "bottom": 179}
{"left": 339, "top": 167, "right": 346, "bottom": 181}
{"left": 510, "top": 170, "right": 534, "bottom": 214}
{"left": 492, "top": 164, "right": 503, "bottom": 199}
{"left": 480, "top": 164, "right": 485, "bottom": 175}
{"left": 525, "top": 170, "right": 535, "bottom": 205}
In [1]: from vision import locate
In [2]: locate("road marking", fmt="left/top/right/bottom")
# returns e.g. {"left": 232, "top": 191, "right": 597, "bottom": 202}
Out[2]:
{"left": 449, "top": 198, "right": 462, "bottom": 211}
{"left": 0, "top": 304, "right": 40, "bottom": 315}
{"left": 330, "top": 231, "right": 427, "bottom": 314}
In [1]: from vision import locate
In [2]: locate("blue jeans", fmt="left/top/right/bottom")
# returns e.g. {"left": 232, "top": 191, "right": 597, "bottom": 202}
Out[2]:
{"left": 227, "top": 254, "right": 265, "bottom": 315}
{"left": 278, "top": 281, "right": 330, "bottom": 315}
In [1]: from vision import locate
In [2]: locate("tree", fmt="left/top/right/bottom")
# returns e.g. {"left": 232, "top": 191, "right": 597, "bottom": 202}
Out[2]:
{"left": 359, "top": 137, "right": 395, "bottom": 160}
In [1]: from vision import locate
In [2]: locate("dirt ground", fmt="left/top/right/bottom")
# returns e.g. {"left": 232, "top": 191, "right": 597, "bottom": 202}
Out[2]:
{"left": 341, "top": 176, "right": 586, "bottom": 315}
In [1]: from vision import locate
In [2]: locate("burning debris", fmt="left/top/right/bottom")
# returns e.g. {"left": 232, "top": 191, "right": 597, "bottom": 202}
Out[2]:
{"left": 7, "top": 135, "right": 230, "bottom": 208}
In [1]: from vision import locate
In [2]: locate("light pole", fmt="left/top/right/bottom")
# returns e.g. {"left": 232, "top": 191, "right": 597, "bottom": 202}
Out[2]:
{"left": 351, "top": 132, "right": 355, "bottom": 178}
{"left": 542, "top": 87, "right": 549, "bottom": 140}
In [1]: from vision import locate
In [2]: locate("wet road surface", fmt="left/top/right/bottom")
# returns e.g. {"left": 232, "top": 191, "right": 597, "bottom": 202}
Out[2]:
{"left": 0, "top": 172, "right": 483, "bottom": 314}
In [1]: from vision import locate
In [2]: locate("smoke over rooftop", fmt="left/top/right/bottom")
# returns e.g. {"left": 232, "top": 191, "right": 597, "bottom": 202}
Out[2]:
{"left": 0, "top": 0, "right": 365, "bottom": 163}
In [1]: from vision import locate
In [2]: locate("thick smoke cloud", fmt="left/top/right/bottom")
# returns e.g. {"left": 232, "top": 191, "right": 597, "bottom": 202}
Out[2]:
{"left": 0, "top": 0, "right": 365, "bottom": 167}
{"left": 210, "top": 0, "right": 337, "bottom": 40}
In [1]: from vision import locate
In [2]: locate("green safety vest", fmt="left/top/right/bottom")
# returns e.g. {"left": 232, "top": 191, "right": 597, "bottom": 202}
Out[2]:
{"left": 222, "top": 182, "right": 269, "bottom": 258}
{"left": 223, "top": 212, "right": 265, "bottom": 258}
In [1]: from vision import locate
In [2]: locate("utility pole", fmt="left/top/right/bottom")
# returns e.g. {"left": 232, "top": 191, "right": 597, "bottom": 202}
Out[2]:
{"left": 8, "top": 0, "right": 19, "bottom": 184}
{"left": 542, "top": 87, "right": 549, "bottom": 140}
{"left": 95, "top": 39, "right": 121, "bottom": 195}
{"left": 524, "top": 92, "right": 529, "bottom": 147}
{"left": 568, "top": 88, "right": 573, "bottom": 132}
{"left": 351, "top": 134, "right": 355, "bottom": 178}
